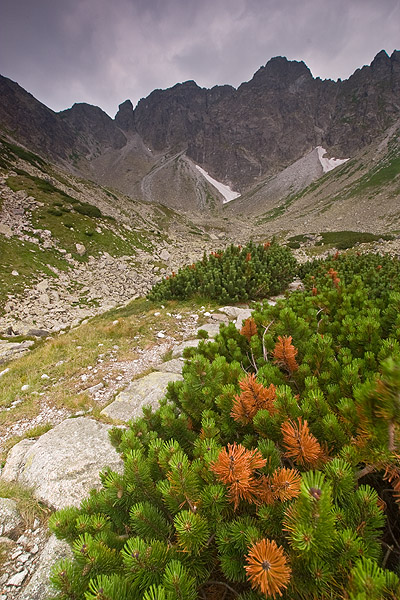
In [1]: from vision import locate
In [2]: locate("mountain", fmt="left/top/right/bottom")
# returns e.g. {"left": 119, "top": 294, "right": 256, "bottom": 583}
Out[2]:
{"left": 0, "top": 50, "right": 399, "bottom": 218}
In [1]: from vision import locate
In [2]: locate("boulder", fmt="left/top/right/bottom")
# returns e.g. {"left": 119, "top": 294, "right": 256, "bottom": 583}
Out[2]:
{"left": 101, "top": 371, "right": 183, "bottom": 422}
{"left": 0, "top": 418, "right": 123, "bottom": 510}
{"left": 0, "top": 340, "right": 34, "bottom": 364}
{"left": 0, "top": 223, "right": 13, "bottom": 237}
{"left": 234, "top": 309, "right": 253, "bottom": 329}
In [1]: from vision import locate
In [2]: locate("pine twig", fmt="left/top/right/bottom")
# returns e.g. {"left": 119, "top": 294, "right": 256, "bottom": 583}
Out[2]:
{"left": 382, "top": 543, "right": 394, "bottom": 568}
{"left": 202, "top": 581, "right": 240, "bottom": 597}
{"left": 262, "top": 320, "right": 274, "bottom": 362}
{"left": 356, "top": 464, "right": 375, "bottom": 480}
{"left": 388, "top": 420, "right": 396, "bottom": 452}
{"left": 247, "top": 350, "right": 258, "bottom": 373}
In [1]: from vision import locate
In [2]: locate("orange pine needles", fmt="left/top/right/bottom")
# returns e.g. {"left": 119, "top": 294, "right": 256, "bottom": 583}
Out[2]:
{"left": 245, "top": 538, "right": 291, "bottom": 598}
{"left": 272, "top": 336, "right": 299, "bottom": 373}
{"left": 327, "top": 267, "right": 340, "bottom": 290}
{"left": 211, "top": 443, "right": 266, "bottom": 508}
{"left": 281, "top": 418, "right": 322, "bottom": 467}
{"left": 240, "top": 317, "right": 258, "bottom": 342}
{"left": 270, "top": 467, "right": 302, "bottom": 502}
{"left": 231, "top": 373, "right": 276, "bottom": 424}
{"left": 383, "top": 464, "right": 400, "bottom": 505}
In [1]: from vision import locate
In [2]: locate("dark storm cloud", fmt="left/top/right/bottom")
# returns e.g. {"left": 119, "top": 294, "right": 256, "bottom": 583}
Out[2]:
{"left": 0, "top": 0, "right": 398, "bottom": 117}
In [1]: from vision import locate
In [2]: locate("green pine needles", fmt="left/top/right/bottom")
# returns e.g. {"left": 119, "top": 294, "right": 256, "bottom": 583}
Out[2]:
{"left": 48, "top": 250, "right": 400, "bottom": 599}
{"left": 148, "top": 241, "right": 297, "bottom": 303}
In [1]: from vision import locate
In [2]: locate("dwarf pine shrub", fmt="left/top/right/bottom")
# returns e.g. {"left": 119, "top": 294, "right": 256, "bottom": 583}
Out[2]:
{"left": 148, "top": 241, "right": 297, "bottom": 303}
{"left": 49, "top": 252, "right": 400, "bottom": 599}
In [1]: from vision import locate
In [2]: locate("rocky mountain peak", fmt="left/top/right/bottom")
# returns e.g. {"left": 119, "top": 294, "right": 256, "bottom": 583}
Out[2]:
{"left": 241, "top": 55, "right": 312, "bottom": 91}
{"left": 114, "top": 99, "right": 135, "bottom": 131}
{"left": 59, "top": 102, "right": 127, "bottom": 151}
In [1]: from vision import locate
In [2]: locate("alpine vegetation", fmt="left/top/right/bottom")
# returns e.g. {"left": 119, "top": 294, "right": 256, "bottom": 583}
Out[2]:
{"left": 48, "top": 249, "right": 400, "bottom": 599}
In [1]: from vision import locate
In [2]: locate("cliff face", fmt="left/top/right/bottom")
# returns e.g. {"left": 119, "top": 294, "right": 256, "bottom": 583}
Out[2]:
{"left": 115, "top": 51, "right": 400, "bottom": 190}
{"left": 1, "top": 50, "right": 399, "bottom": 205}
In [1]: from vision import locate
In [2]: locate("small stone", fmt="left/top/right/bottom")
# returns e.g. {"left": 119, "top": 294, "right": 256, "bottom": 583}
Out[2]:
{"left": 11, "top": 270, "right": 19, "bottom": 276}
{"left": 7, "top": 569, "right": 28, "bottom": 586}
{"left": 41, "top": 374, "right": 50, "bottom": 380}
{"left": 17, "top": 553, "right": 30, "bottom": 563}
{"left": 85, "top": 382, "right": 104, "bottom": 394}
{"left": 17, "top": 534, "right": 30, "bottom": 546}
{"left": 75, "top": 243, "right": 86, "bottom": 256}
{"left": 112, "top": 320, "right": 119, "bottom": 325}
{"left": 21, "top": 384, "right": 29, "bottom": 391}
{"left": 0, "top": 368, "right": 10, "bottom": 378}
{"left": 11, "top": 549, "right": 23, "bottom": 560}
{"left": 30, "top": 544, "right": 39, "bottom": 554}
{"left": 154, "top": 312, "right": 160, "bottom": 316}
{"left": 157, "top": 331, "right": 166, "bottom": 338}
{"left": 160, "top": 249, "right": 170, "bottom": 261}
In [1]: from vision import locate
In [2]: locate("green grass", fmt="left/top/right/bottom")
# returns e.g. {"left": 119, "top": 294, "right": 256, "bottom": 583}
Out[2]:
{"left": 0, "top": 480, "right": 51, "bottom": 526}
{"left": 0, "top": 297, "right": 217, "bottom": 438}
{"left": 5, "top": 172, "right": 154, "bottom": 258}
{"left": 0, "top": 237, "right": 69, "bottom": 309}
{"left": 285, "top": 234, "right": 311, "bottom": 249}
{"left": 0, "top": 136, "right": 47, "bottom": 170}
{"left": 349, "top": 151, "right": 400, "bottom": 196}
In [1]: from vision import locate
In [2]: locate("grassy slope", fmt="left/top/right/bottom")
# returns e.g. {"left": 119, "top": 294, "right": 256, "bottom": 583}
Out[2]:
{"left": 0, "top": 296, "right": 218, "bottom": 462}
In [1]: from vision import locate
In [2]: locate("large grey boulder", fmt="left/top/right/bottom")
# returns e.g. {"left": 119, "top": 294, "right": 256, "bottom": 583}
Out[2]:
{"left": 0, "top": 418, "right": 123, "bottom": 510}
{"left": 101, "top": 371, "right": 183, "bottom": 422}
{"left": 234, "top": 309, "right": 253, "bottom": 329}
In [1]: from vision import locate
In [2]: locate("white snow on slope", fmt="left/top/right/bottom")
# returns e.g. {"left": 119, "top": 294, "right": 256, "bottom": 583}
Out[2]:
{"left": 195, "top": 165, "right": 240, "bottom": 203}
{"left": 317, "top": 146, "right": 349, "bottom": 173}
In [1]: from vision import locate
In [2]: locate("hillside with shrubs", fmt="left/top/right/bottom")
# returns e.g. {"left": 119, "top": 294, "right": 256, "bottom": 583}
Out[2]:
{"left": 48, "top": 245, "right": 400, "bottom": 600}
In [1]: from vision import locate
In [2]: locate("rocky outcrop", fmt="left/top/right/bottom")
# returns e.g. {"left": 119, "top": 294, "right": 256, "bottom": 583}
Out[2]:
{"left": 0, "top": 417, "right": 124, "bottom": 509}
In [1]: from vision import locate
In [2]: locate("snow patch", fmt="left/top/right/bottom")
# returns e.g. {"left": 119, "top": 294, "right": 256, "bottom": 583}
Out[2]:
{"left": 317, "top": 146, "right": 349, "bottom": 173}
{"left": 195, "top": 165, "right": 240, "bottom": 203}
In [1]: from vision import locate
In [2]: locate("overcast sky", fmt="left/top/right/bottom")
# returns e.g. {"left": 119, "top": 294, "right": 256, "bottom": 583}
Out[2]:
{"left": 1, "top": 0, "right": 399, "bottom": 118}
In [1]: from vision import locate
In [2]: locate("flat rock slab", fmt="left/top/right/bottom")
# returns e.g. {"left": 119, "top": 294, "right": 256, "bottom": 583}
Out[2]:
{"left": 101, "top": 371, "right": 183, "bottom": 422}
{"left": 1, "top": 418, "right": 123, "bottom": 510}
{"left": 155, "top": 358, "right": 184, "bottom": 374}
{"left": 171, "top": 339, "right": 201, "bottom": 358}
{"left": 218, "top": 306, "right": 250, "bottom": 318}
{"left": 197, "top": 323, "right": 221, "bottom": 338}
{"left": 18, "top": 535, "right": 73, "bottom": 600}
